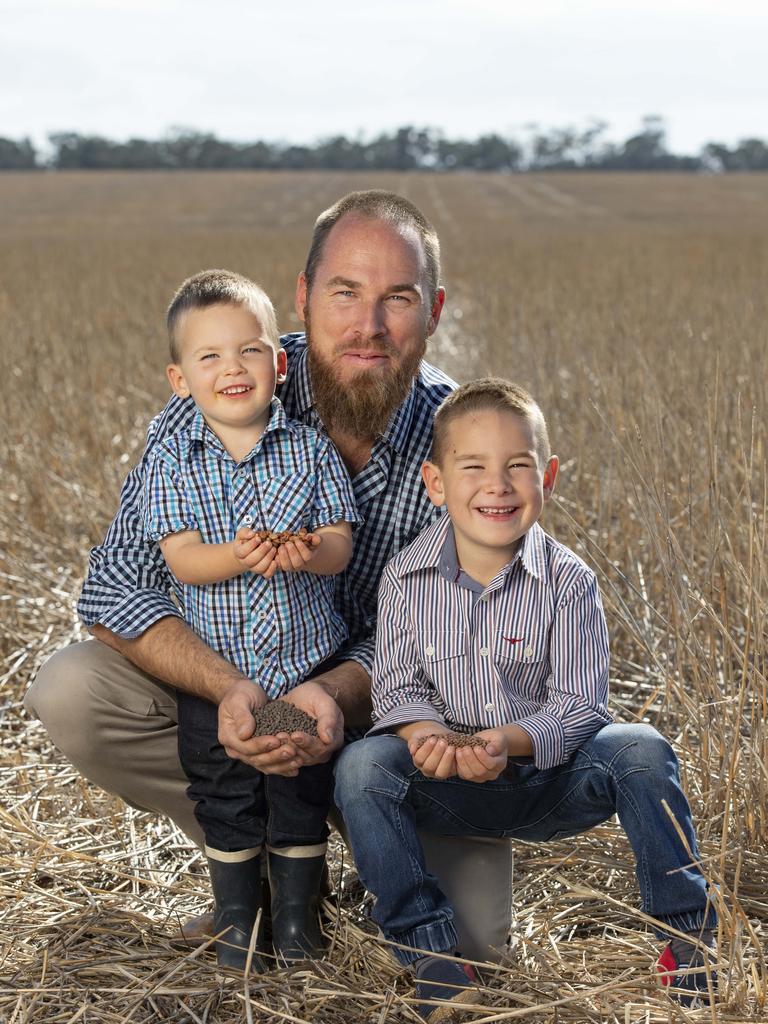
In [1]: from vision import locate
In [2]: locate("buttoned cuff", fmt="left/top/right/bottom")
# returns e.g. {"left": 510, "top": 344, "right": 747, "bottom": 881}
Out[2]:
{"left": 78, "top": 588, "right": 183, "bottom": 640}
{"left": 515, "top": 712, "right": 567, "bottom": 770}
{"left": 368, "top": 702, "right": 446, "bottom": 736}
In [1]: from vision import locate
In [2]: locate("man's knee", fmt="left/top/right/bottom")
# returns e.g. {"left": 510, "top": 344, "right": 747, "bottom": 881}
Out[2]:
{"left": 25, "top": 641, "right": 98, "bottom": 731}
{"left": 334, "top": 735, "right": 410, "bottom": 804}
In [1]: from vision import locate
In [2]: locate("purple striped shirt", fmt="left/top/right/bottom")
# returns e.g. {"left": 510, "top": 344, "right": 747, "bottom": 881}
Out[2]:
{"left": 370, "top": 516, "right": 612, "bottom": 769}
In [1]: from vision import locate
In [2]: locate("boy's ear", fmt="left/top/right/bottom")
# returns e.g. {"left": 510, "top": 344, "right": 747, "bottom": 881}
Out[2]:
{"left": 276, "top": 347, "right": 288, "bottom": 384}
{"left": 421, "top": 460, "right": 446, "bottom": 507}
{"left": 542, "top": 455, "right": 559, "bottom": 499}
{"left": 166, "top": 363, "right": 191, "bottom": 399}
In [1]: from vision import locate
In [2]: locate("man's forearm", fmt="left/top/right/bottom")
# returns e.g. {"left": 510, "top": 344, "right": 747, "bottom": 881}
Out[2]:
{"left": 311, "top": 659, "right": 372, "bottom": 729}
{"left": 91, "top": 616, "right": 255, "bottom": 703}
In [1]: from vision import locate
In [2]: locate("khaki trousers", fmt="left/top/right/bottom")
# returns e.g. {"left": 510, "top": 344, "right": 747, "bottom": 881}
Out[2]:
{"left": 24, "top": 640, "right": 513, "bottom": 962}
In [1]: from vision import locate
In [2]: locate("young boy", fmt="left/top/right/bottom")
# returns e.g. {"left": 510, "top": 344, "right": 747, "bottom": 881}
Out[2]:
{"left": 142, "top": 269, "right": 358, "bottom": 969}
{"left": 334, "top": 378, "right": 717, "bottom": 1020}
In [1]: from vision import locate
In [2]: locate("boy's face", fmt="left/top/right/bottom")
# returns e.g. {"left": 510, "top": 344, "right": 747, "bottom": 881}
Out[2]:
{"left": 167, "top": 303, "right": 286, "bottom": 436}
{"left": 422, "top": 408, "right": 559, "bottom": 573}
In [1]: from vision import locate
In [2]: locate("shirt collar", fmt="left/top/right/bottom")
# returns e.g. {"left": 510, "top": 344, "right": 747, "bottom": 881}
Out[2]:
{"left": 187, "top": 398, "right": 287, "bottom": 456}
{"left": 290, "top": 339, "right": 419, "bottom": 456}
{"left": 396, "top": 516, "right": 548, "bottom": 583}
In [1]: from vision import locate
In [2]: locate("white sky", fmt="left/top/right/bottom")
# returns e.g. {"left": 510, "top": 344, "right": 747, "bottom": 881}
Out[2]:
{"left": 2, "top": 0, "right": 766, "bottom": 155}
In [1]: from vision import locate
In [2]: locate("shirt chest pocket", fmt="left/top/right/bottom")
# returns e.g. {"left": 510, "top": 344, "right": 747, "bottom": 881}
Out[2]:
{"left": 493, "top": 628, "right": 548, "bottom": 665}
{"left": 259, "top": 472, "right": 314, "bottom": 532}
{"left": 418, "top": 630, "right": 467, "bottom": 689}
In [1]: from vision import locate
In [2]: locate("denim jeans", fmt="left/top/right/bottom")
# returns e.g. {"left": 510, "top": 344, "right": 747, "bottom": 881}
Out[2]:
{"left": 178, "top": 693, "right": 333, "bottom": 852}
{"left": 334, "top": 723, "right": 717, "bottom": 965}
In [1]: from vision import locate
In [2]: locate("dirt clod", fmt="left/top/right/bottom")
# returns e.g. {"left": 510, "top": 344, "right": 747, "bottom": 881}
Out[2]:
{"left": 255, "top": 528, "right": 314, "bottom": 548}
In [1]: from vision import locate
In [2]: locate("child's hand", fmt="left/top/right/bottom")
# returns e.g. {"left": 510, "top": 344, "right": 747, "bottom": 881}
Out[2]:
{"left": 273, "top": 533, "right": 321, "bottom": 574}
{"left": 402, "top": 724, "right": 458, "bottom": 780}
{"left": 455, "top": 728, "right": 509, "bottom": 782}
{"left": 233, "top": 528, "right": 279, "bottom": 578}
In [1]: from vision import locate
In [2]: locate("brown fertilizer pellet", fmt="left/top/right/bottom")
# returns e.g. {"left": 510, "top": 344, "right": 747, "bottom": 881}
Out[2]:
{"left": 251, "top": 700, "right": 319, "bottom": 738}
{"left": 254, "top": 528, "right": 315, "bottom": 548}
{"left": 415, "top": 733, "right": 488, "bottom": 749}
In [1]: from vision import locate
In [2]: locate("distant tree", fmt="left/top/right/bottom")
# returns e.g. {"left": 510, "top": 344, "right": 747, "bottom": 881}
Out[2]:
{"left": 703, "top": 138, "right": 768, "bottom": 171}
{"left": 0, "top": 136, "right": 37, "bottom": 169}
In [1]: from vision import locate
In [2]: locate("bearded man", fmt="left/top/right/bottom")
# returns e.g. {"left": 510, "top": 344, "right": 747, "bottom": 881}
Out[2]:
{"left": 25, "top": 190, "right": 513, "bottom": 961}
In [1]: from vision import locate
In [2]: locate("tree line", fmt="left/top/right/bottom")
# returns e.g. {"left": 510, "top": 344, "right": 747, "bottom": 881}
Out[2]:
{"left": 2, "top": 118, "right": 767, "bottom": 172}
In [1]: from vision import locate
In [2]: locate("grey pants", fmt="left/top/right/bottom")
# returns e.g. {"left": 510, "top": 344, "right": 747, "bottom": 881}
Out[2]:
{"left": 24, "top": 639, "right": 513, "bottom": 961}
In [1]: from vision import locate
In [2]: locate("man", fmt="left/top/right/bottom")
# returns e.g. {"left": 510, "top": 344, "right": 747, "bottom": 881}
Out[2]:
{"left": 26, "top": 191, "right": 512, "bottom": 957}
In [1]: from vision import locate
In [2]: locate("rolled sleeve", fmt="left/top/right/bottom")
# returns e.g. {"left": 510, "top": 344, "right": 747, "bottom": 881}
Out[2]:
{"left": 77, "top": 395, "right": 194, "bottom": 638}
{"left": 514, "top": 573, "right": 612, "bottom": 769}
{"left": 308, "top": 436, "right": 360, "bottom": 531}
{"left": 142, "top": 449, "right": 198, "bottom": 541}
{"left": 368, "top": 567, "right": 447, "bottom": 735}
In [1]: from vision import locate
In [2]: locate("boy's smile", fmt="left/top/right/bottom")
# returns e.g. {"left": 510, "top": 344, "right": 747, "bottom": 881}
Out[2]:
{"left": 422, "top": 408, "right": 558, "bottom": 585}
{"left": 167, "top": 303, "right": 287, "bottom": 456}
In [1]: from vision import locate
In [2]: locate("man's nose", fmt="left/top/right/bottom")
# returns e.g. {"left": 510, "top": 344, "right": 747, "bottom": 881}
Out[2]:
{"left": 353, "top": 300, "right": 387, "bottom": 339}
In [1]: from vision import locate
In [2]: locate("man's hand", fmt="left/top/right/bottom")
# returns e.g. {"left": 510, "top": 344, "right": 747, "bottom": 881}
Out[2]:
{"left": 233, "top": 528, "right": 280, "bottom": 578}
{"left": 455, "top": 728, "right": 509, "bottom": 782}
{"left": 398, "top": 722, "right": 458, "bottom": 779}
{"left": 219, "top": 679, "right": 344, "bottom": 776}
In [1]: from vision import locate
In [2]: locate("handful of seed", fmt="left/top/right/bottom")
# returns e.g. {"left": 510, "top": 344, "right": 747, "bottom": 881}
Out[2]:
{"left": 415, "top": 733, "right": 488, "bottom": 749}
{"left": 251, "top": 700, "right": 319, "bottom": 738}
{"left": 254, "top": 528, "right": 317, "bottom": 548}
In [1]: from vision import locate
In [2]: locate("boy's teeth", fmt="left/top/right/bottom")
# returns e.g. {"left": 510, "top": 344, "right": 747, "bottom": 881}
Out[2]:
{"left": 479, "top": 507, "right": 514, "bottom": 514}
{"left": 222, "top": 386, "right": 250, "bottom": 394}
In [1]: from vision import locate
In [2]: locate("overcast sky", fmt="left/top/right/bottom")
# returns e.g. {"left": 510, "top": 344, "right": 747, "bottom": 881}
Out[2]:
{"left": 2, "top": 0, "right": 766, "bottom": 154}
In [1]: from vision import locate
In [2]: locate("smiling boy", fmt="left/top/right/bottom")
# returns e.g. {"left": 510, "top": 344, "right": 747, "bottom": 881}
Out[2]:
{"left": 335, "top": 378, "right": 717, "bottom": 1020}
{"left": 142, "top": 269, "right": 358, "bottom": 969}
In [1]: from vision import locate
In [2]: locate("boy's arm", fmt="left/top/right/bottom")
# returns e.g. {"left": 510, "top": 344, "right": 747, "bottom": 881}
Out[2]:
{"left": 500, "top": 571, "right": 612, "bottom": 771}
{"left": 159, "top": 529, "right": 278, "bottom": 585}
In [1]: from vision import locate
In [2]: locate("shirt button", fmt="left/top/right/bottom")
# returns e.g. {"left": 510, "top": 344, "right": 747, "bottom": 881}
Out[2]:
{"left": 425, "top": 645, "right": 435, "bottom": 657}
{"left": 259, "top": 611, "right": 268, "bottom": 620}
{"left": 484, "top": 702, "right": 494, "bottom": 712}
{"left": 479, "top": 646, "right": 490, "bottom": 657}
{"left": 524, "top": 645, "right": 533, "bottom": 658}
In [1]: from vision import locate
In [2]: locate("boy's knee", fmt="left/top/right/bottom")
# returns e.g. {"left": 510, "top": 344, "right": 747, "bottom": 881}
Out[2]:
{"left": 334, "top": 735, "right": 410, "bottom": 802}
{"left": 591, "top": 723, "right": 676, "bottom": 774}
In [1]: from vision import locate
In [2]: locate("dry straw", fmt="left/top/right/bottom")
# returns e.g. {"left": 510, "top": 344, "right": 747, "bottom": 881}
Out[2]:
{"left": 2, "top": 170, "right": 767, "bottom": 1020}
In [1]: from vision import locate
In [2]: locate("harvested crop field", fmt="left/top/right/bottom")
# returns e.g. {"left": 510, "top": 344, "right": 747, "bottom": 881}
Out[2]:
{"left": 1, "top": 170, "right": 767, "bottom": 1021}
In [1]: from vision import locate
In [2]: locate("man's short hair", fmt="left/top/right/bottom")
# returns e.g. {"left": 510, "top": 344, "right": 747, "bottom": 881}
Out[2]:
{"left": 166, "top": 269, "right": 279, "bottom": 362}
{"left": 304, "top": 190, "right": 441, "bottom": 301}
{"left": 432, "top": 377, "right": 551, "bottom": 469}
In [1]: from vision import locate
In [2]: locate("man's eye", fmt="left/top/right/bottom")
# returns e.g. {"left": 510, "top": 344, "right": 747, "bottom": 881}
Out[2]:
{"left": 387, "top": 294, "right": 410, "bottom": 303}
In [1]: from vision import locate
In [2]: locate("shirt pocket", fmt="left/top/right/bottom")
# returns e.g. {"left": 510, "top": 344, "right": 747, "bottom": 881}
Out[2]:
{"left": 418, "top": 630, "right": 467, "bottom": 692}
{"left": 493, "top": 628, "right": 549, "bottom": 701}
{"left": 260, "top": 472, "right": 314, "bottom": 532}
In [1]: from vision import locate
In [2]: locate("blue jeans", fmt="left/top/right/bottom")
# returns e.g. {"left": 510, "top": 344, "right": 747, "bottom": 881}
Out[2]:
{"left": 334, "top": 724, "right": 716, "bottom": 965}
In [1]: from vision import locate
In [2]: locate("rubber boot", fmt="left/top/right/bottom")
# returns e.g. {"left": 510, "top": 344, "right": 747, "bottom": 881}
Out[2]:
{"left": 268, "top": 846, "right": 326, "bottom": 964}
{"left": 207, "top": 851, "right": 265, "bottom": 971}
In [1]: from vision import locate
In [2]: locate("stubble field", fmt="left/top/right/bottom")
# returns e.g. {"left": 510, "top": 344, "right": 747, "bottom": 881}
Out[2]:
{"left": 1, "top": 171, "right": 767, "bottom": 1022}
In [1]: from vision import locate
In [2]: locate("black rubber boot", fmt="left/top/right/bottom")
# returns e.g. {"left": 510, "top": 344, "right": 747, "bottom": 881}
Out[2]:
{"left": 268, "top": 849, "right": 326, "bottom": 964}
{"left": 207, "top": 854, "right": 265, "bottom": 971}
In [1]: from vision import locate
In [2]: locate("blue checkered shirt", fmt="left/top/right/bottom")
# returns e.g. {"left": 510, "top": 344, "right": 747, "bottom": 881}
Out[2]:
{"left": 141, "top": 399, "right": 358, "bottom": 695}
{"left": 78, "top": 333, "right": 456, "bottom": 677}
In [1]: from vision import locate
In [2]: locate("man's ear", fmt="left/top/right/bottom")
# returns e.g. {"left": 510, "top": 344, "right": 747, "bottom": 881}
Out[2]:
{"left": 542, "top": 455, "right": 559, "bottom": 499}
{"left": 426, "top": 287, "right": 446, "bottom": 338}
{"left": 421, "top": 460, "right": 446, "bottom": 507}
{"left": 276, "top": 348, "right": 288, "bottom": 384}
{"left": 166, "top": 363, "right": 191, "bottom": 399}
{"left": 295, "top": 272, "right": 308, "bottom": 324}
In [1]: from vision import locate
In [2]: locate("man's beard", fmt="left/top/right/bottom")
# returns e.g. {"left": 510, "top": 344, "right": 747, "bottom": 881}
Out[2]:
{"left": 305, "top": 312, "right": 426, "bottom": 441}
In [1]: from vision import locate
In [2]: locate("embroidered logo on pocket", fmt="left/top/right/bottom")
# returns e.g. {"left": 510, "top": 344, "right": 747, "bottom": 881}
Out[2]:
{"left": 502, "top": 636, "right": 525, "bottom": 644}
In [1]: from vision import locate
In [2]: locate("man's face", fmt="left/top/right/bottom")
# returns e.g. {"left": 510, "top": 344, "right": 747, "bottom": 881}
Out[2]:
{"left": 295, "top": 214, "right": 445, "bottom": 439}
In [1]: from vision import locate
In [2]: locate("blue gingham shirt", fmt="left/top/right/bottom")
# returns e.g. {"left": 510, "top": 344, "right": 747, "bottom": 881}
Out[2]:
{"left": 141, "top": 399, "right": 357, "bottom": 696}
{"left": 78, "top": 334, "right": 456, "bottom": 676}
{"left": 370, "top": 516, "right": 613, "bottom": 769}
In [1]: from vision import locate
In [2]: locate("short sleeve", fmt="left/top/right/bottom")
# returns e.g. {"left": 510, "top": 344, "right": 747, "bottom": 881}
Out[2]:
{"left": 308, "top": 435, "right": 360, "bottom": 531}
{"left": 142, "top": 447, "right": 199, "bottom": 541}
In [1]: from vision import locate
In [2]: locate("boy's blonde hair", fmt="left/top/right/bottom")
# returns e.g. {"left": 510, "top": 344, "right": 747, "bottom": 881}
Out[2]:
{"left": 432, "top": 377, "right": 551, "bottom": 468}
{"left": 166, "top": 269, "right": 279, "bottom": 362}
